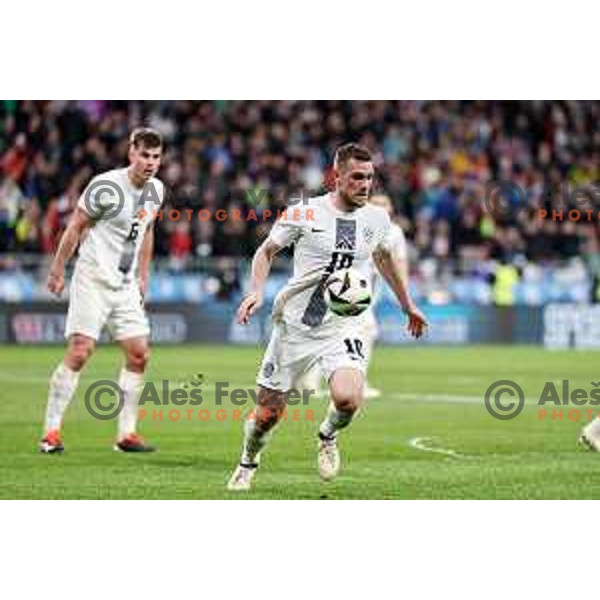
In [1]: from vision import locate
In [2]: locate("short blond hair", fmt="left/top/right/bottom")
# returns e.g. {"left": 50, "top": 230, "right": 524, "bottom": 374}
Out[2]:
{"left": 334, "top": 143, "right": 372, "bottom": 171}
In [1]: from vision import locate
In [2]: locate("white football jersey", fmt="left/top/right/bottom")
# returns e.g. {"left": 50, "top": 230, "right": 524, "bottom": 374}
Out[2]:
{"left": 268, "top": 193, "right": 396, "bottom": 334}
{"left": 75, "top": 168, "right": 165, "bottom": 287}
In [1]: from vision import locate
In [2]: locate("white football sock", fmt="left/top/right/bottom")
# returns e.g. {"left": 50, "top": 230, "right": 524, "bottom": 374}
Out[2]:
{"left": 117, "top": 369, "right": 144, "bottom": 439}
{"left": 319, "top": 403, "right": 354, "bottom": 438}
{"left": 585, "top": 417, "right": 600, "bottom": 438}
{"left": 240, "top": 418, "right": 268, "bottom": 465}
{"left": 44, "top": 363, "right": 81, "bottom": 432}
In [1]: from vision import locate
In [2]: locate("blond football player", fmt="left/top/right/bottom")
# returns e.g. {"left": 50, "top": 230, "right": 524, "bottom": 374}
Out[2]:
{"left": 228, "top": 143, "right": 427, "bottom": 490}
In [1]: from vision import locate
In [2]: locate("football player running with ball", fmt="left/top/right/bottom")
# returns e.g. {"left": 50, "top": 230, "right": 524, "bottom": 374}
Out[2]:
{"left": 228, "top": 143, "right": 427, "bottom": 490}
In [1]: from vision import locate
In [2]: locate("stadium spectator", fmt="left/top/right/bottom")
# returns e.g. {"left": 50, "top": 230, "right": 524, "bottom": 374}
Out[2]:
{"left": 1, "top": 100, "right": 599, "bottom": 303}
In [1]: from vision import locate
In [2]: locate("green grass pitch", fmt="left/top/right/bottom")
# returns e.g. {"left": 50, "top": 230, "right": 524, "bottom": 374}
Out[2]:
{"left": 1, "top": 344, "right": 600, "bottom": 499}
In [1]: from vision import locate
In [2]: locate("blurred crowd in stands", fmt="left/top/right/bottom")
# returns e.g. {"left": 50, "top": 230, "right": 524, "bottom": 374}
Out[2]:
{"left": 2, "top": 100, "right": 600, "bottom": 303}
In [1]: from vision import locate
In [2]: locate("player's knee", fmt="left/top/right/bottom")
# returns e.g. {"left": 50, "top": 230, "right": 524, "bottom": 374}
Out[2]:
{"left": 127, "top": 347, "right": 150, "bottom": 372}
{"left": 67, "top": 351, "right": 89, "bottom": 372}
{"left": 331, "top": 390, "right": 362, "bottom": 414}
{"left": 66, "top": 338, "right": 94, "bottom": 371}
{"left": 256, "top": 411, "right": 277, "bottom": 433}
{"left": 256, "top": 402, "right": 284, "bottom": 431}
{"left": 255, "top": 388, "right": 286, "bottom": 432}
{"left": 329, "top": 376, "right": 363, "bottom": 413}
{"left": 335, "top": 398, "right": 361, "bottom": 414}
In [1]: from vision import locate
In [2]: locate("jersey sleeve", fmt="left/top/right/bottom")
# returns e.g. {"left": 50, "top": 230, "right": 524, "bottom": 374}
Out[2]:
{"left": 267, "top": 208, "right": 304, "bottom": 248}
{"left": 374, "top": 211, "right": 393, "bottom": 253}
{"left": 77, "top": 176, "right": 114, "bottom": 219}
{"left": 386, "top": 224, "right": 408, "bottom": 260}
{"left": 375, "top": 211, "right": 407, "bottom": 259}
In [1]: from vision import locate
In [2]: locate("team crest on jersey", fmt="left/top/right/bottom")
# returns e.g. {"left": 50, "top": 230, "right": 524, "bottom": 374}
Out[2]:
{"left": 363, "top": 226, "right": 374, "bottom": 244}
{"left": 335, "top": 219, "right": 356, "bottom": 251}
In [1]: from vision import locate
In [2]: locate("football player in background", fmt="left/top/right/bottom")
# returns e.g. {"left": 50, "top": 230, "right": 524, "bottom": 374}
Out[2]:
{"left": 39, "top": 128, "right": 165, "bottom": 454}
{"left": 361, "top": 194, "right": 409, "bottom": 398}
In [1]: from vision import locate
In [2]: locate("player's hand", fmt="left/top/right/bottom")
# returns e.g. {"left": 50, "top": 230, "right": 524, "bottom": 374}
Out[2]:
{"left": 47, "top": 267, "right": 65, "bottom": 296}
{"left": 236, "top": 291, "right": 264, "bottom": 325}
{"left": 405, "top": 305, "right": 428, "bottom": 339}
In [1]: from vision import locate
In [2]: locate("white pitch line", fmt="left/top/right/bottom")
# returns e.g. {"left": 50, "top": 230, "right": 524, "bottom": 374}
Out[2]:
{"left": 392, "top": 392, "right": 482, "bottom": 404}
{"left": 408, "top": 436, "right": 469, "bottom": 459}
{"left": 390, "top": 392, "right": 540, "bottom": 405}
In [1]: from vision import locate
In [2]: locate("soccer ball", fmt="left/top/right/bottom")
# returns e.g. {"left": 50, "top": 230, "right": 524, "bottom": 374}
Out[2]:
{"left": 326, "top": 267, "right": 372, "bottom": 317}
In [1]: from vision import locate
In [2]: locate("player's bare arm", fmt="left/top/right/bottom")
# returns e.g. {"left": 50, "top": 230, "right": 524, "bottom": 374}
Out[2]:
{"left": 138, "top": 224, "right": 154, "bottom": 299}
{"left": 372, "top": 246, "right": 428, "bottom": 338}
{"left": 46, "top": 207, "right": 93, "bottom": 296}
{"left": 236, "top": 238, "right": 282, "bottom": 324}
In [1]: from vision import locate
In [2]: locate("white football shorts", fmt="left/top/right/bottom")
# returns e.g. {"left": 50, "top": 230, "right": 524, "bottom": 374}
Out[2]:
{"left": 256, "top": 320, "right": 368, "bottom": 393}
{"left": 65, "top": 267, "right": 150, "bottom": 341}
